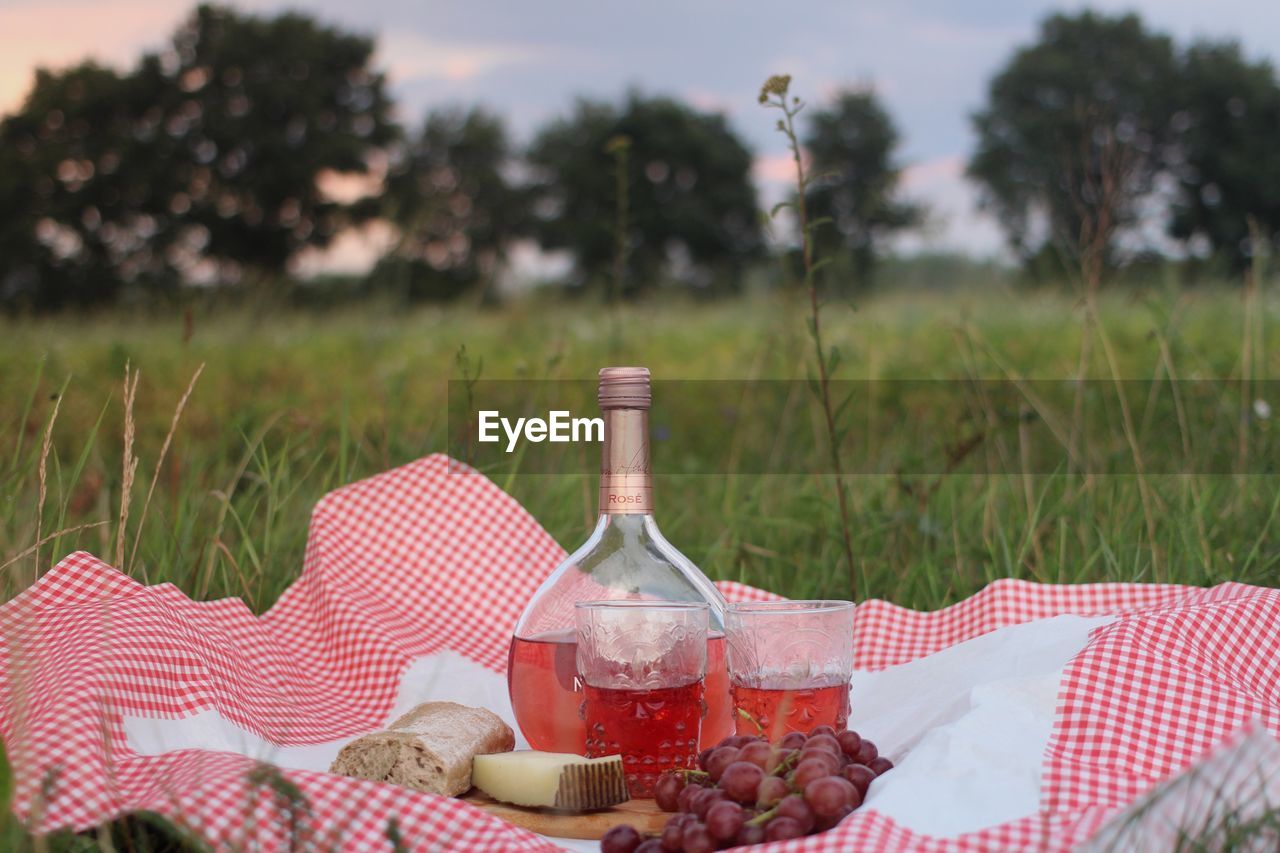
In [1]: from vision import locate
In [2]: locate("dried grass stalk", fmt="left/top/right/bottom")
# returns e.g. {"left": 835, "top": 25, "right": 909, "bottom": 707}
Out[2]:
{"left": 128, "top": 362, "right": 205, "bottom": 573}
{"left": 33, "top": 388, "right": 63, "bottom": 578}
{"left": 115, "top": 365, "right": 140, "bottom": 570}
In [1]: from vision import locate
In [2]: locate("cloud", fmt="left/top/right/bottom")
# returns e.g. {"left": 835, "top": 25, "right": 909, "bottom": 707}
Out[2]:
{"left": 0, "top": 0, "right": 178, "bottom": 114}
{"left": 896, "top": 154, "right": 1005, "bottom": 256}
{"left": 377, "top": 32, "right": 547, "bottom": 85}
{"left": 752, "top": 153, "right": 798, "bottom": 188}
{"left": 682, "top": 87, "right": 736, "bottom": 115}
{"left": 900, "top": 154, "right": 967, "bottom": 191}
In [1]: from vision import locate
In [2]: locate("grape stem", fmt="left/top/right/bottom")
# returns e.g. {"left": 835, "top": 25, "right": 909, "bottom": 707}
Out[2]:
{"left": 736, "top": 708, "right": 765, "bottom": 736}
{"left": 746, "top": 805, "right": 779, "bottom": 827}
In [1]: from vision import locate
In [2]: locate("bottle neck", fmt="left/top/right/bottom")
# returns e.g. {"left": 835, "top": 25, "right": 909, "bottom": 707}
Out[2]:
{"left": 599, "top": 408, "right": 653, "bottom": 515}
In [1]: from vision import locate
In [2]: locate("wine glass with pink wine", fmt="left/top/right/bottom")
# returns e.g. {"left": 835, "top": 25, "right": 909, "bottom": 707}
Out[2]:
{"left": 725, "top": 600, "right": 855, "bottom": 738}
{"left": 576, "top": 600, "right": 709, "bottom": 797}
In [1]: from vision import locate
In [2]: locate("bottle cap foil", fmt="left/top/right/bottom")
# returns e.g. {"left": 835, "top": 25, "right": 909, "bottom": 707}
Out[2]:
{"left": 598, "top": 366, "right": 651, "bottom": 410}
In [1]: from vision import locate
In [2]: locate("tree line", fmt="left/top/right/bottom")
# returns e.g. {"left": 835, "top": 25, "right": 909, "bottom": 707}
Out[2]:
{"left": 0, "top": 5, "right": 1277, "bottom": 310}
{"left": 969, "top": 12, "right": 1280, "bottom": 281}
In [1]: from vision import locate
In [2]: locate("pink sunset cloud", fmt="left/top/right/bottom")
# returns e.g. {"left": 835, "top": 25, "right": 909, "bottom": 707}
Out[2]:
{"left": 752, "top": 152, "right": 800, "bottom": 187}
{"left": 900, "top": 154, "right": 967, "bottom": 190}
{"left": 0, "top": 0, "right": 179, "bottom": 114}
{"left": 376, "top": 32, "right": 547, "bottom": 87}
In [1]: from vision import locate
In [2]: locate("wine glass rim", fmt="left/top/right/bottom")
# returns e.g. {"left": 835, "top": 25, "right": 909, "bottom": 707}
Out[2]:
{"left": 574, "top": 599, "right": 710, "bottom": 612}
{"left": 726, "top": 599, "right": 855, "bottom": 615}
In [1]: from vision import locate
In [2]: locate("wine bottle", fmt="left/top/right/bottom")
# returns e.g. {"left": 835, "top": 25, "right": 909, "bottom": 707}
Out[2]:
{"left": 507, "top": 367, "right": 732, "bottom": 753}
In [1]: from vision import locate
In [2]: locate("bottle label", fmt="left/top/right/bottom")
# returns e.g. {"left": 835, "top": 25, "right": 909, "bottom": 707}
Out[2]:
{"left": 600, "top": 409, "right": 653, "bottom": 514}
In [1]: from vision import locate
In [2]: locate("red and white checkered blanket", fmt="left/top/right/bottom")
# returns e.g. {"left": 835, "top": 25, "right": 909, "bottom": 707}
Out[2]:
{"left": 2, "top": 455, "right": 1277, "bottom": 850}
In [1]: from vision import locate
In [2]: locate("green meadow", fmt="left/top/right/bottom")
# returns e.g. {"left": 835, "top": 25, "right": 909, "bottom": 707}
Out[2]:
{"left": 3, "top": 283, "right": 1277, "bottom": 611}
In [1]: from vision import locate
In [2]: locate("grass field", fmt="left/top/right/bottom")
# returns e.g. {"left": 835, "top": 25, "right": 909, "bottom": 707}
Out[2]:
{"left": 3, "top": 282, "right": 1277, "bottom": 613}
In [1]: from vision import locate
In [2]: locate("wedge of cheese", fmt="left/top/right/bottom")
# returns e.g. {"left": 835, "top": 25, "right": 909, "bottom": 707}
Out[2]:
{"left": 471, "top": 751, "right": 629, "bottom": 810}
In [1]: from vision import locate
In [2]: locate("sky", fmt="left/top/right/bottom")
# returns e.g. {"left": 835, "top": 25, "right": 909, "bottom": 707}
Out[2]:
{"left": 1, "top": 0, "right": 1277, "bottom": 272}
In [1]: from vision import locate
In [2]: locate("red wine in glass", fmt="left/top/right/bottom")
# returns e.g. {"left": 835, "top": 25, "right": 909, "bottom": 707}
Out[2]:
{"left": 583, "top": 679, "right": 705, "bottom": 797}
{"left": 508, "top": 632, "right": 732, "bottom": 753}
{"left": 730, "top": 679, "right": 850, "bottom": 737}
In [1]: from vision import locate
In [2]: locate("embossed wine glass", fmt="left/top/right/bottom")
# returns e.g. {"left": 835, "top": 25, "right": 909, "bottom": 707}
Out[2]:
{"left": 575, "top": 600, "right": 708, "bottom": 797}
{"left": 725, "top": 600, "right": 855, "bottom": 738}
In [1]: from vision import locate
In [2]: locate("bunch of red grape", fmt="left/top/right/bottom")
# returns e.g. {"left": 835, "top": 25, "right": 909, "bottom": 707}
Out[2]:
{"left": 601, "top": 725, "right": 894, "bottom": 852}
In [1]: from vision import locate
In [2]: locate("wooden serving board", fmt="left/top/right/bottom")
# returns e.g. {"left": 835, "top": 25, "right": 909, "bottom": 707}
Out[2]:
{"left": 462, "top": 789, "right": 666, "bottom": 840}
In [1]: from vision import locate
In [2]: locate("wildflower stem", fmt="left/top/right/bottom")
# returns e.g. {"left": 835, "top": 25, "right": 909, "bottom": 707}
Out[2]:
{"left": 760, "top": 77, "right": 859, "bottom": 601}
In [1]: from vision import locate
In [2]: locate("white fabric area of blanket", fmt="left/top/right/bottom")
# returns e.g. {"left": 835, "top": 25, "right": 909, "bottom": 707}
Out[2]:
{"left": 124, "top": 614, "right": 1116, "bottom": 851}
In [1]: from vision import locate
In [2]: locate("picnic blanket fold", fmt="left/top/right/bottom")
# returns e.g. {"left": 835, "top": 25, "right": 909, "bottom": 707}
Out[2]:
{"left": 1, "top": 454, "right": 1277, "bottom": 851}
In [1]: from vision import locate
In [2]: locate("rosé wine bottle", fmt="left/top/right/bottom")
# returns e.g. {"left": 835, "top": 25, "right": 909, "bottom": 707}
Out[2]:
{"left": 507, "top": 367, "right": 732, "bottom": 754}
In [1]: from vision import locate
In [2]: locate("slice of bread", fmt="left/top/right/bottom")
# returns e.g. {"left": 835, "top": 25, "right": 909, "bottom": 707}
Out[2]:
{"left": 329, "top": 701, "right": 515, "bottom": 796}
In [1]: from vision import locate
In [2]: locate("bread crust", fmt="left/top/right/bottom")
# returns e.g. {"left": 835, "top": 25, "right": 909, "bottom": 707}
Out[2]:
{"left": 329, "top": 701, "right": 515, "bottom": 796}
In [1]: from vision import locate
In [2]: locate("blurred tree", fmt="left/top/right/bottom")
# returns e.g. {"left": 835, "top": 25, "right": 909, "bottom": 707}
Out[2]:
{"left": 377, "top": 107, "right": 525, "bottom": 302}
{"left": 527, "top": 93, "right": 760, "bottom": 295}
{"left": 0, "top": 63, "right": 172, "bottom": 309}
{"left": 968, "top": 12, "right": 1178, "bottom": 278}
{"left": 803, "top": 89, "right": 924, "bottom": 290}
{"left": 0, "top": 4, "right": 395, "bottom": 310}
{"left": 146, "top": 4, "right": 396, "bottom": 280}
{"left": 1166, "top": 41, "right": 1280, "bottom": 269}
